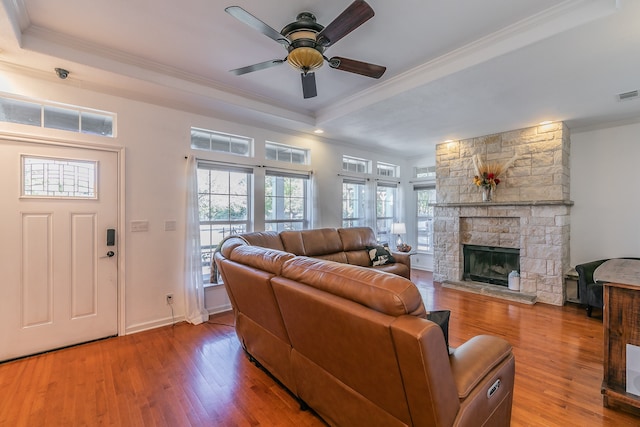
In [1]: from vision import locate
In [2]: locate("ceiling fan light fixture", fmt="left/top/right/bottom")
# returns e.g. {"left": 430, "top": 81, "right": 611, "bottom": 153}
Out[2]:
{"left": 287, "top": 47, "right": 324, "bottom": 72}
{"left": 288, "top": 30, "right": 317, "bottom": 41}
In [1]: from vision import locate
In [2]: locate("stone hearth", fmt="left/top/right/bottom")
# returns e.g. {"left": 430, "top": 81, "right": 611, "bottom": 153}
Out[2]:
{"left": 433, "top": 123, "right": 572, "bottom": 305}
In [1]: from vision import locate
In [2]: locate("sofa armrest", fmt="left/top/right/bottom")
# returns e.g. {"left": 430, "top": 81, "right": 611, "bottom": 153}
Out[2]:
{"left": 391, "top": 251, "right": 411, "bottom": 269}
{"left": 390, "top": 316, "right": 460, "bottom": 427}
{"left": 449, "top": 335, "right": 512, "bottom": 399}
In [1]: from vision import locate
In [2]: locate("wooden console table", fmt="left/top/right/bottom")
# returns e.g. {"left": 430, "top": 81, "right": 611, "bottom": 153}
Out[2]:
{"left": 594, "top": 259, "right": 640, "bottom": 415}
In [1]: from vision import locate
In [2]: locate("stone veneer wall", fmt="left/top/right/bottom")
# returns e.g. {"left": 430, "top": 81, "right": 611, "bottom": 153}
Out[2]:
{"left": 433, "top": 122, "right": 572, "bottom": 305}
{"left": 436, "top": 122, "right": 570, "bottom": 203}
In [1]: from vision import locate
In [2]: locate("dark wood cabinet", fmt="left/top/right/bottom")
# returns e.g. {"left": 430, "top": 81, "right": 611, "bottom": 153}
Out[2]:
{"left": 602, "top": 281, "right": 640, "bottom": 415}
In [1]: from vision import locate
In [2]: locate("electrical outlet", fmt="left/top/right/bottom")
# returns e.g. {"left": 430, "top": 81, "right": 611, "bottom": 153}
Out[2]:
{"left": 166, "top": 293, "right": 174, "bottom": 305}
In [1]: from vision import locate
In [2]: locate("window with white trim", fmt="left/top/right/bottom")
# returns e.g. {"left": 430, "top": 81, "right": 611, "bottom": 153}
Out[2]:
{"left": 415, "top": 165, "right": 436, "bottom": 179}
{"left": 377, "top": 162, "right": 398, "bottom": 178}
{"left": 342, "top": 156, "right": 370, "bottom": 174}
{"left": 191, "top": 127, "right": 252, "bottom": 156}
{"left": 415, "top": 184, "right": 436, "bottom": 253}
{"left": 197, "top": 162, "right": 253, "bottom": 283}
{"left": 0, "top": 95, "right": 114, "bottom": 137}
{"left": 265, "top": 170, "right": 310, "bottom": 232}
{"left": 266, "top": 141, "right": 309, "bottom": 165}
{"left": 376, "top": 182, "right": 397, "bottom": 243}
{"left": 342, "top": 178, "right": 367, "bottom": 228}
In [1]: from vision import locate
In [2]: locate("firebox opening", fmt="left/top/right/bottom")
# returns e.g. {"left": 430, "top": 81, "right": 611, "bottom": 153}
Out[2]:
{"left": 463, "top": 244, "right": 520, "bottom": 286}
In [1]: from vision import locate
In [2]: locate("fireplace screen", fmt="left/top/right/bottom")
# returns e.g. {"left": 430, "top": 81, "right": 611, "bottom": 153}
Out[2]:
{"left": 463, "top": 245, "right": 520, "bottom": 286}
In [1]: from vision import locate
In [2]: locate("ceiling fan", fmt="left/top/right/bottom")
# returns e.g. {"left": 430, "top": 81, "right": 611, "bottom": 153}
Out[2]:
{"left": 225, "top": 0, "right": 386, "bottom": 99}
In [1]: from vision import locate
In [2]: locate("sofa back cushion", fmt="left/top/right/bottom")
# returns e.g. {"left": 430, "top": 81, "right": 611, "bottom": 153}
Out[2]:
{"left": 339, "top": 227, "right": 379, "bottom": 266}
{"left": 281, "top": 257, "right": 426, "bottom": 317}
{"left": 338, "top": 226, "right": 378, "bottom": 250}
{"left": 240, "top": 231, "right": 285, "bottom": 251}
{"left": 229, "top": 245, "right": 294, "bottom": 275}
{"left": 280, "top": 228, "right": 345, "bottom": 258}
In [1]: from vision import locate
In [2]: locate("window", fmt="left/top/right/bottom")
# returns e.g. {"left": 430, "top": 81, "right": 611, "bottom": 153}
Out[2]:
{"left": 1, "top": 97, "right": 40, "bottom": 126}
{"left": 191, "top": 128, "right": 252, "bottom": 156}
{"left": 376, "top": 182, "right": 397, "bottom": 243}
{"left": 197, "top": 163, "right": 252, "bottom": 283}
{"left": 0, "top": 95, "right": 115, "bottom": 137}
{"left": 80, "top": 111, "right": 114, "bottom": 136}
{"left": 415, "top": 165, "right": 436, "bottom": 179}
{"left": 22, "top": 156, "right": 97, "bottom": 199}
{"left": 44, "top": 105, "right": 79, "bottom": 132}
{"left": 377, "top": 162, "right": 398, "bottom": 178}
{"left": 266, "top": 141, "right": 309, "bottom": 165}
{"left": 265, "top": 171, "right": 310, "bottom": 232}
{"left": 415, "top": 185, "right": 436, "bottom": 253}
{"left": 342, "top": 156, "right": 370, "bottom": 174}
{"left": 342, "top": 179, "right": 367, "bottom": 228}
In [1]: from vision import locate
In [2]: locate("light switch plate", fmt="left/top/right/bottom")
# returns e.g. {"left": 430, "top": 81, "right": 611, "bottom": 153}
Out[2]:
{"left": 131, "top": 220, "right": 149, "bottom": 232}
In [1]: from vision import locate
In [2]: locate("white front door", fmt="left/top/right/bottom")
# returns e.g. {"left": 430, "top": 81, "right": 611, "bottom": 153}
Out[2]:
{"left": 0, "top": 139, "right": 119, "bottom": 362}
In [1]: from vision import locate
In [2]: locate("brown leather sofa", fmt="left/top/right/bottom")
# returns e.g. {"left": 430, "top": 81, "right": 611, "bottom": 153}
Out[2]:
{"left": 211, "top": 227, "right": 411, "bottom": 282}
{"left": 214, "top": 228, "right": 516, "bottom": 427}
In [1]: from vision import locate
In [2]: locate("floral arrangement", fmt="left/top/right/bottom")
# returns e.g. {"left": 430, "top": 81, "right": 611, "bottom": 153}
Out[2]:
{"left": 472, "top": 154, "right": 517, "bottom": 189}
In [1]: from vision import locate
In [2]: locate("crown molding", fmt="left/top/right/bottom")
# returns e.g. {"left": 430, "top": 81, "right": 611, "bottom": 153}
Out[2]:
{"left": 1, "top": 0, "right": 28, "bottom": 46}
{"left": 17, "top": 25, "right": 318, "bottom": 128}
{"left": 315, "top": 0, "right": 620, "bottom": 126}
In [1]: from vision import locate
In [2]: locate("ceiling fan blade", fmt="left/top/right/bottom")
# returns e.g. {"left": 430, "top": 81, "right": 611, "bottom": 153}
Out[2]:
{"left": 225, "top": 6, "right": 290, "bottom": 46}
{"left": 328, "top": 57, "right": 386, "bottom": 79}
{"left": 301, "top": 72, "right": 317, "bottom": 99}
{"left": 230, "top": 59, "right": 285, "bottom": 76}
{"left": 316, "top": 0, "right": 374, "bottom": 47}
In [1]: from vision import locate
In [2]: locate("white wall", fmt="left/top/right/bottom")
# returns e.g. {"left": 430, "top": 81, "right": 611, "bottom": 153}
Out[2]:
{"left": 570, "top": 121, "right": 640, "bottom": 266}
{"left": 0, "top": 69, "right": 411, "bottom": 334}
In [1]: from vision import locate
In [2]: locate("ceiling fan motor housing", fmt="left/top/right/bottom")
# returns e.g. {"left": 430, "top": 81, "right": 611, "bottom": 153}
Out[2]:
{"left": 281, "top": 12, "right": 325, "bottom": 73}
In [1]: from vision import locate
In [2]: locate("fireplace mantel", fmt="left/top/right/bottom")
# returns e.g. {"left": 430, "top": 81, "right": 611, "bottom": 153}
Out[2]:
{"left": 433, "top": 200, "right": 574, "bottom": 208}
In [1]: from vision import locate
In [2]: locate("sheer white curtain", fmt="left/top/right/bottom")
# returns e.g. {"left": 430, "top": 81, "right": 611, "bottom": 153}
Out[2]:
{"left": 184, "top": 155, "right": 208, "bottom": 325}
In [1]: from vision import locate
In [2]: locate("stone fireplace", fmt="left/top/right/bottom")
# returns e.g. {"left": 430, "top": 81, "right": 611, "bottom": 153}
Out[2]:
{"left": 433, "top": 122, "right": 572, "bottom": 305}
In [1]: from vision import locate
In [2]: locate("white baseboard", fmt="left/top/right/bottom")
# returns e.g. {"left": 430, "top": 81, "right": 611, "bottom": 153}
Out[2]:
{"left": 208, "top": 304, "right": 232, "bottom": 315}
{"left": 123, "top": 303, "right": 232, "bottom": 335}
{"left": 125, "top": 315, "right": 186, "bottom": 335}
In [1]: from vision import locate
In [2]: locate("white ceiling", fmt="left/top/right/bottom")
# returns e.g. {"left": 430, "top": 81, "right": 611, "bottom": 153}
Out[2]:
{"left": 1, "top": 0, "right": 639, "bottom": 156}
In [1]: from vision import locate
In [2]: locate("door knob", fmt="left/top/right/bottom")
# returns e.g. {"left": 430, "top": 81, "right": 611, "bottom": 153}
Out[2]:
{"left": 106, "top": 251, "right": 115, "bottom": 257}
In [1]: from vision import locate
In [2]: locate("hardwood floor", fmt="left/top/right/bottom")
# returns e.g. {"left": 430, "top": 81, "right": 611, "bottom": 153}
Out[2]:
{"left": 1, "top": 270, "right": 639, "bottom": 426}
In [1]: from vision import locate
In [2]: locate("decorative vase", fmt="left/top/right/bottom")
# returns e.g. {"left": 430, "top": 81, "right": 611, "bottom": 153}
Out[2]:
{"left": 482, "top": 186, "right": 492, "bottom": 202}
